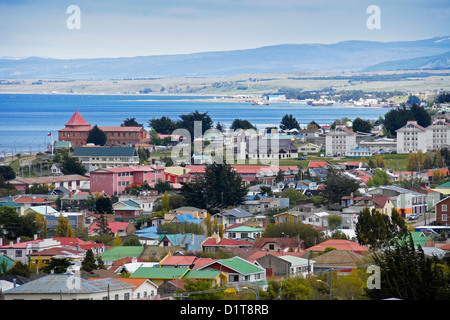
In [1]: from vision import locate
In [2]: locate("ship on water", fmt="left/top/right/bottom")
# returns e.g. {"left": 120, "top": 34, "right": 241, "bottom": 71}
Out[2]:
{"left": 307, "top": 99, "right": 335, "bottom": 106}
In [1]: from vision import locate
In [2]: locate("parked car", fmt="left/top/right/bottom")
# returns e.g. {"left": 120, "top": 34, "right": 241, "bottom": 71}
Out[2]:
{"left": 408, "top": 213, "right": 419, "bottom": 220}
{"left": 296, "top": 157, "right": 307, "bottom": 161}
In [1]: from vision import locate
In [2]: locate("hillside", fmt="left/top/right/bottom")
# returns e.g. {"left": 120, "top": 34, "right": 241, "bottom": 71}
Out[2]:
{"left": 1, "top": 37, "right": 450, "bottom": 80}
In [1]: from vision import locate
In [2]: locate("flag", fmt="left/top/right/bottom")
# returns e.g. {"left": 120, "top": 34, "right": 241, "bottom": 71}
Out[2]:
{"left": 47, "top": 132, "right": 52, "bottom": 136}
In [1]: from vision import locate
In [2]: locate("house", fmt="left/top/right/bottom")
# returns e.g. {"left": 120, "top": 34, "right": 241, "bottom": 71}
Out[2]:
{"left": 303, "top": 211, "right": 329, "bottom": 228}
{"left": 407, "top": 186, "right": 442, "bottom": 212}
{"left": 90, "top": 165, "right": 165, "bottom": 196}
{"left": 256, "top": 253, "right": 314, "bottom": 278}
{"left": 224, "top": 225, "right": 262, "bottom": 240}
{"left": 58, "top": 110, "right": 147, "bottom": 148}
{"left": 113, "top": 200, "right": 143, "bottom": 220}
{"left": 252, "top": 237, "right": 307, "bottom": 252}
{"left": 159, "top": 253, "right": 197, "bottom": 268}
{"left": 60, "top": 191, "right": 94, "bottom": 212}
{"left": 157, "top": 233, "right": 207, "bottom": 252}
{"left": 89, "top": 222, "right": 136, "bottom": 237}
{"left": 0, "top": 201, "right": 25, "bottom": 216}
{"left": 201, "top": 234, "right": 253, "bottom": 253}
{"left": 51, "top": 237, "right": 105, "bottom": 255}
{"left": 214, "top": 208, "right": 253, "bottom": 229}
{"left": 274, "top": 211, "right": 303, "bottom": 223}
{"left": 297, "top": 142, "right": 321, "bottom": 154}
{"left": 433, "top": 181, "right": 450, "bottom": 196}
{"left": 371, "top": 185, "right": 428, "bottom": 218}
{"left": 170, "top": 213, "right": 203, "bottom": 225}
{"left": 434, "top": 196, "right": 450, "bottom": 225}
{"left": 3, "top": 274, "right": 135, "bottom": 300}
{"left": 0, "top": 237, "right": 61, "bottom": 264}
{"left": 73, "top": 146, "right": 140, "bottom": 170}
{"left": 358, "top": 137, "right": 397, "bottom": 153}
{"left": 325, "top": 124, "right": 357, "bottom": 157}
{"left": 305, "top": 239, "right": 369, "bottom": 255}
{"left": 172, "top": 206, "right": 208, "bottom": 219}
{"left": 24, "top": 205, "right": 59, "bottom": 216}
{"left": 8, "top": 175, "right": 89, "bottom": 193}
{"left": 346, "top": 147, "right": 372, "bottom": 158}
{"left": 45, "top": 212, "right": 84, "bottom": 233}
{"left": 196, "top": 256, "right": 266, "bottom": 286}
{"left": 164, "top": 167, "right": 191, "bottom": 185}
{"left": 241, "top": 197, "right": 289, "bottom": 214}
{"left": 311, "top": 250, "right": 367, "bottom": 272}
{"left": 130, "top": 267, "right": 190, "bottom": 286}
{"left": 50, "top": 163, "right": 62, "bottom": 175}
{"left": 99, "top": 246, "right": 145, "bottom": 263}
{"left": 107, "top": 278, "right": 159, "bottom": 300}
{"left": 27, "top": 246, "right": 85, "bottom": 267}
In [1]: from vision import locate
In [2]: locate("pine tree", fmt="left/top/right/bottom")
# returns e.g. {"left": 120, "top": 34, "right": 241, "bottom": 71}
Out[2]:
{"left": 86, "top": 125, "right": 107, "bottom": 146}
{"left": 81, "top": 249, "right": 97, "bottom": 272}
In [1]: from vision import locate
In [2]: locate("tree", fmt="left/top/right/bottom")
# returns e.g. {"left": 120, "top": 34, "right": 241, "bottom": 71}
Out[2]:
{"left": 366, "top": 234, "right": 450, "bottom": 300}
{"left": 3, "top": 261, "right": 31, "bottom": 278}
{"left": 327, "top": 214, "right": 343, "bottom": 231}
{"left": 281, "top": 188, "right": 306, "bottom": 205}
{"left": 366, "top": 169, "right": 391, "bottom": 187}
{"left": 355, "top": 207, "right": 408, "bottom": 250}
{"left": 180, "top": 162, "right": 248, "bottom": 213}
{"left": 81, "top": 249, "right": 97, "bottom": 272}
{"left": 434, "top": 149, "right": 446, "bottom": 168}
{"left": 61, "top": 154, "right": 87, "bottom": 175}
{"left": 0, "top": 165, "right": 16, "bottom": 181}
{"left": 262, "top": 221, "right": 324, "bottom": 247}
{"left": 179, "top": 278, "right": 226, "bottom": 300}
{"left": 275, "top": 169, "right": 284, "bottom": 183}
{"left": 262, "top": 277, "right": 311, "bottom": 300}
{"left": 280, "top": 114, "right": 300, "bottom": 131}
{"left": 324, "top": 168, "right": 360, "bottom": 205}
{"left": 113, "top": 234, "right": 122, "bottom": 247}
{"left": 352, "top": 117, "right": 372, "bottom": 133}
{"left": 95, "top": 196, "right": 114, "bottom": 215}
{"left": 42, "top": 257, "right": 73, "bottom": 274}
{"left": 56, "top": 213, "right": 74, "bottom": 237}
{"left": 149, "top": 116, "right": 179, "bottom": 134}
{"left": 122, "top": 117, "right": 143, "bottom": 127}
{"left": 383, "top": 104, "right": 431, "bottom": 137}
{"left": 86, "top": 125, "right": 107, "bottom": 146}
{"left": 230, "top": 119, "right": 257, "bottom": 131}
{"left": 259, "top": 186, "right": 274, "bottom": 197}
{"left": 178, "top": 110, "right": 213, "bottom": 141}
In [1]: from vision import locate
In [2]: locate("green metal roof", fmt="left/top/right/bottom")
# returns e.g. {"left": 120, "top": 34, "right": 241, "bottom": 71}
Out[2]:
{"left": 0, "top": 254, "right": 15, "bottom": 271}
{"left": 130, "top": 267, "right": 189, "bottom": 279}
{"left": 226, "top": 226, "right": 262, "bottom": 233}
{"left": 99, "top": 246, "right": 144, "bottom": 262}
{"left": 0, "top": 202, "right": 24, "bottom": 208}
{"left": 184, "top": 269, "right": 221, "bottom": 279}
{"left": 114, "top": 205, "right": 143, "bottom": 211}
{"left": 217, "top": 256, "right": 264, "bottom": 275}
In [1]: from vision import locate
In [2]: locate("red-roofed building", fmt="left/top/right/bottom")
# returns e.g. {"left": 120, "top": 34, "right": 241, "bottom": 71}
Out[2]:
{"left": 202, "top": 235, "right": 253, "bottom": 253}
{"left": 159, "top": 253, "right": 197, "bottom": 268}
{"left": 89, "top": 221, "right": 136, "bottom": 237}
{"left": 51, "top": 237, "right": 105, "bottom": 255}
{"left": 252, "top": 237, "right": 306, "bottom": 252}
{"left": 306, "top": 239, "right": 369, "bottom": 255}
{"left": 58, "top": 110, "right": 148, "bottom": 147}
{"left": 90, "top": 165, "right": 165, "bottom": 196}
{"left": 308, "top": 161, "right": 329, "bottom": 169}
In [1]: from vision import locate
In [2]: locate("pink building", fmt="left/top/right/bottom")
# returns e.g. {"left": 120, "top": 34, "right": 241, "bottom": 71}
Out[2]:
{"left": 90, "top": 165, "right": 165, "bottom": 196}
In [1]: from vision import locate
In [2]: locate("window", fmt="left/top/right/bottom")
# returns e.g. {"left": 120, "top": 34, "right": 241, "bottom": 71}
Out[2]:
{"left": 443, "top": 214, "right": 448, "bottom": 222}
{"left": 442, "top": 205, "right": 447, "bottom": 212}
{"left": 124, "top": 293, "right": 130, "bottom": 300}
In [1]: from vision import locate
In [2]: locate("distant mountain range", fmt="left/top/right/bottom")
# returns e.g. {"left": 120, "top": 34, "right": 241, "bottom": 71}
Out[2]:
{"left": 1, "top": 36, "right": 450, "bottom": 79}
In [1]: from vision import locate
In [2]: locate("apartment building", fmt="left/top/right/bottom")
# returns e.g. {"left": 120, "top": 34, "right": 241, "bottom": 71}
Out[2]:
{"left": 325, "top": 124, "right": 357, "bottom": 157}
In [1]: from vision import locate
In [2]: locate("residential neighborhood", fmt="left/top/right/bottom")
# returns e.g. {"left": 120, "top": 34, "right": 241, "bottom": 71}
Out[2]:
{"left": 2, "top": 103, "right": 450, "bottom": 302}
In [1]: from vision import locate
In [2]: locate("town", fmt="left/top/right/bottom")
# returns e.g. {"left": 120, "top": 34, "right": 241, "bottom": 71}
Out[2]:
{"left": 1, "top": 92, "right": 450, "bottom": 301}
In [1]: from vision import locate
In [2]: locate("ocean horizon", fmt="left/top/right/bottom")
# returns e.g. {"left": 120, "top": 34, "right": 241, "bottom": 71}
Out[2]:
{"left": 0, "top": 93, "right": 389, "bottom": 155}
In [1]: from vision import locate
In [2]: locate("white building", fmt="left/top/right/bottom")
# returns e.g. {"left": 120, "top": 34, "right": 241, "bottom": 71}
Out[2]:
{"left": 426, "top": 118, "right": 450, "bottom": 151}
{"left": 325, "top": 124, "right": 357, "bottom": 157}
{"left": 303, "top": 211, "right": 330, "bottom": 228}
{"left": 358, "top": 137, "right": 397, "bottom": 153}
{"left": 396, "top": 121, "right": 428, "bottom": 153}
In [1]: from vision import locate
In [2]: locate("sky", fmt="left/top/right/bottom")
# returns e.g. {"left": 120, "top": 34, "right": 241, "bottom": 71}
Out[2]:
{"left": 0, "top": 0, "right": 449, "bottom": 59}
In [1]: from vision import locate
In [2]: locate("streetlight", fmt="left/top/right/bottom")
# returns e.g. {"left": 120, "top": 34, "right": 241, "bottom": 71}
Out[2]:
{"left": 316, "top": 270, "right": 333, "bottom": 300}
{"left": 241, "top": 286, "right": 259, "bottom": 300}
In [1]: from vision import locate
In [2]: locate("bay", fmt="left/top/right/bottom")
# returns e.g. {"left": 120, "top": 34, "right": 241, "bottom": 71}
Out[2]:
{"left": 0, "top": 93, "right": 389, "bottom": 155}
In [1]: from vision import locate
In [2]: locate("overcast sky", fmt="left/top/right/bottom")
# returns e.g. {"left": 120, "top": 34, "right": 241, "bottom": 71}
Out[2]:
{"left": 0, "top": 0, "right": 449, "bottom": 59}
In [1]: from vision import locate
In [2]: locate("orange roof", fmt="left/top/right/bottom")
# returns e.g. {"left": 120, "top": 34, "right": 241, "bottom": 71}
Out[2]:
{"left": 160, "top": 255, "right": 197, "bottom": 266}
{"left": 192, "top": 258, "right": 217, "bottom": 270}
{"left": 308, "top": 161, "right": 328, "bottom": 168}
{"left": 248, "top": 251, "right": 305, "bottom": 260}
{"left": 114, "top": 278, "right": 150, "bottom": 290}
{"left": 306, "top": 239, "right": 369, "bottom": 253}
{"left": 65, "top": 110, "right": 90, "bottom": 127}
{"left": 427, "top": 168, "right": 449, "bottom": 176}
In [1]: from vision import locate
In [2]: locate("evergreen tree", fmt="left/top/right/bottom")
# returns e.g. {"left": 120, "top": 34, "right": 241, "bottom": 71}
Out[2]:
{"left": 86, "top": 125, "right": 107, "bottom": 146}
{"left": 280, "top": 114, "right": 300, "bottom": 131}
{"left": 61, "top": 154, "right": 87, "bottom": 175}
{"left": 42, "top": 258, "right": 73, "bottom": 274}
{"left": 81, "top": 249, "right": 97, "bottom": 272}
